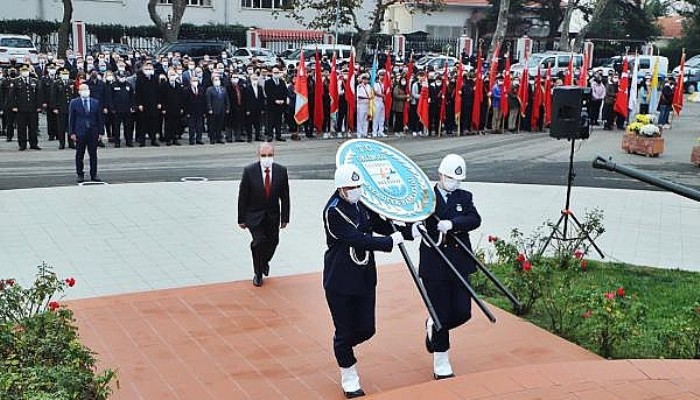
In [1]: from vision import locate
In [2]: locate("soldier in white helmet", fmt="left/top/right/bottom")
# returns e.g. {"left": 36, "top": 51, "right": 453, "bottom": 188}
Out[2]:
{"left": 322, "top": 164, "right": 407, "bottom": 398}
{"left": 410, "top": 153, "right": 482, "bottom": 380}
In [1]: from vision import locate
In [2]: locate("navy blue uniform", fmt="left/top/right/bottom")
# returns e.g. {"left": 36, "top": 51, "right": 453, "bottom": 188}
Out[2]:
{"left": 105, "top": 80, "right": 135, "bottom": 145}
{"left": 419, "top": 185, "right": 481, "bottom": 352}
{"left": 322, "top": 193, "right": 396, "bottom": 368}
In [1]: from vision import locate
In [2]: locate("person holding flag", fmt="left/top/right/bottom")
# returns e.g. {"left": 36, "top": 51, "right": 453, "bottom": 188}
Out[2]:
{"left": 410, "top": 71, "right": 425, "bottom": 136}
{"left": 613, "top": 58, "right": 630, "bottom": 130}
{"left": 314, "top": 51, "right": 324, "bottom": 138}
{"left": 372, "top": 69, "right": 387, "bottom": 137}
{"left": 672, "top": 51, "right": 686, "bottom": 119}
{"left": 294, "top": 52, "right": 310, "bottom": 133}
{"left": 402, "top": 53, "right": 414, "bottom": 134}
{"left": 471, "top": 49, "right": 484, "bottom": 133}
{"left": 356, "top": 74, "right": 373, "bottom": 138}
{"left": 531, "top": 68, "right": 543, "bottom": 131}
{"left": 417, "top": 75, "right": 430, "bottom": 136}
{"left": 345, "top": 49, "right": 356, "bottom": 135}
{"left": 383, "top": 54, "right": 393, "bottom": 130}
{"left": 543, "top": 67, "right": 553, "bottom": 128}
{"left": 329, "top": 53, "right": 340, "bottom": 138}
{"left": 454, "top": 62, "right": 464, "bottom": 135}
{"left": 628, "top": 53, "right": 641, "bottom": 121}
{"left": 648, "top": 57, "right": 661, "bottom": 119}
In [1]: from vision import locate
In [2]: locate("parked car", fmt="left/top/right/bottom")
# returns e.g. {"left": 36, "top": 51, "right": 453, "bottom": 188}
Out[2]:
{"left": 0, "top": 34, "right": 39, "bottom": 65}
{"left": 153, "top": 40, "right": 230, "bottom": 61}
{"left": 88, "top": 42, "right": 133, "bottom": 57}
{"left": 415, "top": 55, "right": 460, "bottom": 71}
{"left": 672, "top": 57, "right": 700, "bottom": 93}
{"left": 230, "top": 47, "right": 278, "bottom": 67}
{"left": 510, "top": 51, "right": 584, "bottom": 78}
{"left": 592, "top": 55, "right": 669, "bottom": 80}
{"left": 282, "top": 45, "right": 355, "bottom": 69}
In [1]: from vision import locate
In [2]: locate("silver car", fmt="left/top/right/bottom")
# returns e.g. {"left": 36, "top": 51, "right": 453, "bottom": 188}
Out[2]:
{"left": 0, "top": 34, "right": 39, "bottom": 65}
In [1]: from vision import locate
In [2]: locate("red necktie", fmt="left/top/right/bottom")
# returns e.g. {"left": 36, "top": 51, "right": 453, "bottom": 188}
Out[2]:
{"left": 264, "top": 168, "right": 271, "bottom": 199}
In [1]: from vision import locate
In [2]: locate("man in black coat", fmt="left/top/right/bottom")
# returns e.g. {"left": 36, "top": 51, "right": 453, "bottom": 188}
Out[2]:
{"left": 160, "top": 71, "right": 184, "bottom": 146}
{"left": 243, "top": 75, "right": 265, "bottom": 142}
{"left": 226, "top": 73, "right": 246, "bottom": 142}
{"left": 134, "top": 62, "right": 161, "bottom": 147}
{"left": 237, "top": 143, "right": 290, "bottom": 287}
{"left": 264, "top": 66, "right": 287, "bottom": 142}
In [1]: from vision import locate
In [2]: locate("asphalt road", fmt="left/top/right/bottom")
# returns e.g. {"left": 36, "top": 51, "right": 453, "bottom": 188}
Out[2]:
{"left": 1, "top": 104, "right": 699, "bottom": 192}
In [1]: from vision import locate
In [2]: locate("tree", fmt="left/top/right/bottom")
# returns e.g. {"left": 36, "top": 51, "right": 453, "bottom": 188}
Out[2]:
{"left": 148, "top": 0, "right": 188, "bottom": 43}
{"left": 577, "top": 0, "right": 661, "bottom": 47}
{"left": 558, "top": 0, "right": 577, "bottom": 51}
{"left": 283, "top": 0, "right": 444, "bottom": 59}
{"left": 573, "top": 0, "right": 611, "bottom": 50}
{"left": 489, "top": 0, "right": 511, "bottom": 59}
{"left": 57, "top": 0, "right": 72, "bottom": 58}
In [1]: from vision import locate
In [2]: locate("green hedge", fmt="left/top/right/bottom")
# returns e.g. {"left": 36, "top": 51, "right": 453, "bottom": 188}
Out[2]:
{"left": 0, "top": 19, "right": 248, "bottom": 45}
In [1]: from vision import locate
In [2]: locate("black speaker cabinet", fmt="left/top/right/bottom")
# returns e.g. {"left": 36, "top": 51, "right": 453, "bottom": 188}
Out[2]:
{"left": 550, "top": 86, "right": 589, "bottom": 140}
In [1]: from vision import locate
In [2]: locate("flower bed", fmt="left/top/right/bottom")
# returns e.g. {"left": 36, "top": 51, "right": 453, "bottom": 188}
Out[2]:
{"left": 623, "top": 114, "right": 664, "bottom": 157}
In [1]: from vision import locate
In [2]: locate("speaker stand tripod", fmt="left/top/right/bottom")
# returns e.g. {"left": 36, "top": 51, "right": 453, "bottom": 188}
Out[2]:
{"left": 539, "top": 138, "right": 604, "bottom": 258}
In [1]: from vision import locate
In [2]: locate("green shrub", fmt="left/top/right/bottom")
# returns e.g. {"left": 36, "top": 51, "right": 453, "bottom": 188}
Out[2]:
{"left": 0, "top": 263, "right": 116, "bottom": 399}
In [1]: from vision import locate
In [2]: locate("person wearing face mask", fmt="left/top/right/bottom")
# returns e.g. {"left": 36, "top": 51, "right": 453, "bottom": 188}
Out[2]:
{"left": 392, "top": 75, "right": 410, "bottom": 135}
{"left": 603, "top": 74, "right": 619, "bottom": 130}
{"left": 264, "top": 67, "right": 288, "bottom": 142}
{"left": 322, "top": 164, "right": 407, "bottom": 398}
{"left": 159, "top": 72, "right": 184, "bottom": 146}
{"left": 135, "top": 62, "right": 162, "bottom": 146}
{"left": 589, "top": 73, "right": 606, "bottom": 126}
{"left": 237, "top": 143, "right": 290, "bottom": 287}
{"left": 490, "top": 75, "right": 504, "bottom": 133}
{"left": 205, "top": 75, "right": 229, "bottom": 144}
{"left": 184, "top": 76, "right": 206, "bottom": 145}
{"left": 86, "top": 71, "right": 108, "bottom": 147}
{"left": 41, "top": 63, "right": 59, "bottom": 141}
{"left": 106, "top": 72, "right": 136, "bottom": 147}
{"left": 9, "top": 65, "right": 43, "bottom": 150}
{"left": 658, "top": 77, "right": 675, "bottom": 127}
{"left": 227, "top": 73, "right": 246, "bottom": 142}
{"left": 69, "top": 84, "right": 104, "bottom": 182}
{"left": 410, "top": 154, "right": 481, "bottom": 381}
{"left": 243, "top": 71, "right": 265, "bottom": 142}
{"left": 1, "top": 69, "right": 17, "bottom": 142}
{"left": 49, "top": 68, "right": 76, "bottom": 149}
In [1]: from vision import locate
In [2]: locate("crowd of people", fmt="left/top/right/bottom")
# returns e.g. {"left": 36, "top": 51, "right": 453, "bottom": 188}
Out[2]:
{"left": 0, "top": 47, "right": 679, "bottom": 151}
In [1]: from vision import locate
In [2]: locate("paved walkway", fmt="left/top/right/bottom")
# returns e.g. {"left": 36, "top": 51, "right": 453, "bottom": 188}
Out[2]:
{"left": 68, "top": 265, "right": 700, "bottom": 400}
{"left": 0, "top": 180, "right": 698, "bottom": 300}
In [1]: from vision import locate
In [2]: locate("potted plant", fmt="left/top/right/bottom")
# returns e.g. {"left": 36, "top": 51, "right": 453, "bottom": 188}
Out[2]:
{"left": 622, "top": 114, "right": 665, "bottom": 157}
{"left": 692, "top": 138, "right": 700, "bottom": 167}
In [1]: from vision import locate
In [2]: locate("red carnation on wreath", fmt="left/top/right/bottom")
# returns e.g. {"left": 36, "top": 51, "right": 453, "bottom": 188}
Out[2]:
{"left": 516, "top": 253, "right": 526, "bottom": 263}
{"left": 65, "top": 277, "right": 76, "bottom": 287}
{"left": 616, "top": 287, "right": 625, "bottom": 298}
{"left": 522, "top": 260, "right": 532, "bottom": 271}
{"left": 48, "top": 301, "right": 60, "bottom": 311}
{"left": 488, "top": 235, "right": 498, "bottom": 243}
{"left": 574, "top": 249, "right": 584, "bottom": 259}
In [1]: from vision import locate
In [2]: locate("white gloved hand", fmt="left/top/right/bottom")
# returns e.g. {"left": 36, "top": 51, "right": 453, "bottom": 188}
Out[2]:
{"left": 437, "top": 220, "right": 453, "bottom": 234}
{"left": 411, "top": 222, "right": 423, "bottom": 239}
{"left": 390, "top": 231, "right": 404, "bottom": 247}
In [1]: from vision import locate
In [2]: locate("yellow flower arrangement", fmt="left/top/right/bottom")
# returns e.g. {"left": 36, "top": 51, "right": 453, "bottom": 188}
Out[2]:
{"left": 635, "top": 114, "right": 652, "bottom": 125}
{"left": 628, "top": 122, "right": 645, "bottom": 133}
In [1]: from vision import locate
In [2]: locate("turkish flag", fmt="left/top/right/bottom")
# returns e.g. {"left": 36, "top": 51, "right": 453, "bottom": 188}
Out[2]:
{"left": 384, "top": 54, "right": 393, "bottom": 120}
{"left": 564, "top": 56, "right": 574, "bottom": 86}
{"left": 614, "top": 58, "right": 629, "bottom": 118}
{"left": 673, "top": 52, "right": 685, "bottom": 116}
{"left": 544, "top": 67, "right": 552, "bottom": 126}
{"left": 517, "top": 63, "right": 529, "bottom": 117}
{"left": 471, "top": 49, "right": 484, "bottom": 131}
{"left": 439, "top": 63, "right": 448, "bottom": 123}
{"left": 578, "top": 52, "right": 588, "bottom": 88}
{"left": 345, "top": 49, "right": 356, "bottom": 131}
{"left": 488, "top": 42, "right": 501, "bottom": 95}
{"left": 294, "top": 52, "right": 309, "bottom": 125}
{"left": 531, "top": 68, "right": 542, "bottom": 128}
{"left": 417, "top": 79, "right": 430, "bottom": 129}
{"left": 501, "top": 54, "right": 511, "bottom": 117}
{"left": 330, "top": 53, "right": 339, "bottom": 114}
{"left": 313, "top": 50, "right": 324, "bottom": 134}
{"left": 454, "top": 61, "right": 463, "bottom": 128}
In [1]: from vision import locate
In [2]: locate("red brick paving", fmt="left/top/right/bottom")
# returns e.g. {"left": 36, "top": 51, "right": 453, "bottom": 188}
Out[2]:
{"left": 69, "top": 264, "right": 700, "bottom": 400}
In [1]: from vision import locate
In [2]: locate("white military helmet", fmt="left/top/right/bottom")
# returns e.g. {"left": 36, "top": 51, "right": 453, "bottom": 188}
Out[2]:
{"left": 438, "top": 154, "right": 466, "bottom": 180}
{"left": 334, "top": 164, "right": 365, "bottom": 188}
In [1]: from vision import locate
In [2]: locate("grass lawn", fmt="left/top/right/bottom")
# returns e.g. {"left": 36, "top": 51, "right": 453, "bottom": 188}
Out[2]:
{"left": 479, "top": 260, "right": 700, "bottom": 359}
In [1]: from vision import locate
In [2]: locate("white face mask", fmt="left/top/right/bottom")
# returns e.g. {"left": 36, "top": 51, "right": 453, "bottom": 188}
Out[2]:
{"left": 144, "top": 69, "right": 154, "bottom": 76}
{"left": 344, "top": 187, "right": 363, "bottom": 204}
{"left": 21, "top": 71, "right": 29, "bottom": 78}
{"left": 213, "top": 80, "right": 221, "bottom": 87}
{"left": 106, "top": 76, "right": 114, "bottom": 82}
{"left": 169, "top": 76, "right": 177, "bottom": 83}
{"left": 60, "top": 74, "right": 69, "bottom": 81}
{"left": 260, "top": 156, "right": 274, "bottom": 169}
{"left": 191, "top": 81, "right": 199, "bottom": 88}
{"left": 79, "top": 90, "right": 90, "bottom": 98}
{"left": 232, "top": 77, "right": 239, "bottom": 83}
{"left": 48, "top": 69, "right": 56, "bottom": 76}
{"left": 189, "top": 64, "right": 195, "bottom": 70}
{"left": 441, "top": 176, "right": 460, "bottom": 192}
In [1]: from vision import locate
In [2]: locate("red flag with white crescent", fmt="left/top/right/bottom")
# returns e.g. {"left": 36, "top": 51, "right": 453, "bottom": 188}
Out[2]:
{"left": 330, "top": 52, "right": 339, "bottom": 114}
{"left": 294, "top": 52, "right": 309, "bottom": 125}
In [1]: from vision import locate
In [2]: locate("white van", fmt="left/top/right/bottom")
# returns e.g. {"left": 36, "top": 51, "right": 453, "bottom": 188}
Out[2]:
{"left": 282, "top": 44, "right": 355, "bottom": 68}
{"left": 592, "top": 55, "right": 669, "bottom": 79}
{"left": 510, "top": 51, "right": 584, "bottom": 77}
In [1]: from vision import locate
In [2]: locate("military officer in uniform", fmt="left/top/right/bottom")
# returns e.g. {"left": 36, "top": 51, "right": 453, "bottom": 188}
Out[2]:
{"left": 412, "top": 154, "right": 481, "bottom": 380}
{"left": 322, "top": 164, "right": 406, "bottom": 398}
{"left": 9, "top": 65, "right": 43, "bottom": 150}
{"left": 49, "top": 68, "right": 76, "bottom": 149}
{"left": 41, "top": 63, "right": 59, "bottom": 141}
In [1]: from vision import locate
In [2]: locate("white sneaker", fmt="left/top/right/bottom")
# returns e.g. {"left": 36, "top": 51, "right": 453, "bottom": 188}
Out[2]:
{"left": 340, "top": 364, "right": 364, "bottom": 397}
{"left": 323, "top": 132, "right": 330, "bottom": 139}
{"left": 433, "top": 351, "right": 455, "bottom": 380}
{"left": 412, "top": 131, "right": 418, "bottom": 137}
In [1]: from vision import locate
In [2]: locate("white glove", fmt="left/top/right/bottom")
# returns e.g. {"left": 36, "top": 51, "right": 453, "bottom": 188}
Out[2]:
{"left": 437, "top": 220, "right": 453, "bottom": 234}
{"left": 390, "top": 231, "right": 404, "bottom": 247}
{"left": 411, "top": 222, "right": 423, "bottom": 239}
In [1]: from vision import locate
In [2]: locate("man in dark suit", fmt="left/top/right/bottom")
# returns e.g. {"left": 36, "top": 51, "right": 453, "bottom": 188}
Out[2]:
{"left": 264, "top": 66, "right": 287, "bottom": 142}
{"left": 412, "top": 154, "right": 481, "bottom": 380}
{"left": 184, "top": 75, "right": 206, "bottom": 145}
{"left": 226, "top": 73, "right": 246, "bottom": 142}
{"left": 69, "top": 84, "right": 105, "bottom": 183}
{"left": 243, "top": 74, "right": 265, "bottom": 142}
{"left": 160, "top": 71, "right": 184, "bottom": 146}
{"left": 134, "top": 62, "right": 161, "bottom": 147}
{"left": 205, "top": 75, "right": 229, "bottom": 144}
{"left": 237, "top": 143, "right": 290, "bottom": 287}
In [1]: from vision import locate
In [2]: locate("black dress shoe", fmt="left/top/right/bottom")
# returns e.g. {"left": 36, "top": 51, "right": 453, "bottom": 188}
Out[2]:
{"left": 30, "top": 146, "right": 41, "bottom": 150}
{"left": 126, "top": 142, "right": 134, "bottom": 148}
{"left": 18, "top": 147, "right": 27, "bottom": 151}
{"left": 246, "top": 138, "right": 252, "bottom": 143}
{"left": 139, "top": 142, "right": 146, "bottom": 147}
{"left": 115, "top": 142, "right": 121, "bottom": 148}
{"left": 344, "top": 388, "right": 365, "bottom": 398}
{"left": 59, "top": 144, "right": 65, "bottom": 150}
{"left": 255, "top": 136, "right": 264, "bottom": 142}
{"left": 275, "top": 136, "right": 286, "bottom": 142}
{"left": 253, "top": 275, "right": 263, "bottom": 287}
{"left": 76, "top": 176, "right": 85, "bottom": 183}
{"left": 151, "top": 141, "right": 160, "bottom": 147}
{"left": 196, "top": 141, "right": 205, "bottom": 145}
{"left": 172, "top": 141, "right": 181, "bottom": 146}
{"left": 217, "top": 140, "right": 226, "bottom": 144}
{"left": 90, "top": 177, "right": 102, "bottom": 182}
{"left": 433, "top": 373, "right": 455, "bottom": 380}
{"left": 235, "top": 138, "right": 245, "bottom": 143}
